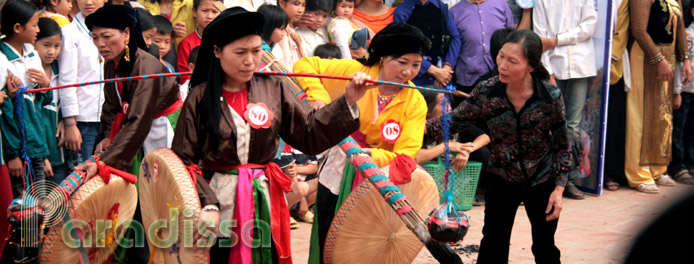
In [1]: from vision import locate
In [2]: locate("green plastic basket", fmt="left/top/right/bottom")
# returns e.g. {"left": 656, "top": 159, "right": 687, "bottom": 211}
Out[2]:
{"left": 421, "top": 157, "right": 482, "bottom": 211}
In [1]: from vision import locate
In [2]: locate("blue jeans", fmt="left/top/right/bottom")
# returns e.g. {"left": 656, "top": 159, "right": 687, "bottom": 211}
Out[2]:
{"left": 49, "top": 163, "right": 69, "bottom": 185}
{"left": 557, "top": 78, "right": 591, "bottom": 182}
{"left": 556, "top": 78, "right": 590, "bottom": 134}
{"left": 65, "top": 122, "right": 100, "bottom": 170}
{"left": 669, "top": 92, "right": 694, "bottom": 174}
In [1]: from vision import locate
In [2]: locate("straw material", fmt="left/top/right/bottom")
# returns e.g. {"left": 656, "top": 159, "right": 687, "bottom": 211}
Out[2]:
{"left": 324, "top": 166, "right": 439, "bottom": 264}
{"left": 260, "top": 50, "right": 305, "bottom": 95}
{"left": 41, "top": 175, "right": 138, "bottom": 263}
{"left": 138, "top": 148, "right": 208, "bottom": 264}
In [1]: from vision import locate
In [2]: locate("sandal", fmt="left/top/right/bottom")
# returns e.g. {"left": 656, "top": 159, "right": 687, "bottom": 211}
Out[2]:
{"left": 635, "top": 183, "right": 659, "bottom": 194}
{"left": 563, "top": 182, "right": 585, "bottom": 200}
{"left": 290, "top": 217, "right": 300, "bottom": 229}
{"left": 605, "top": 179, "right": 620, "bottom": 191}
{"left": 655, "top": 174, "right": 676, "bottom": 187}
{"left": 673, "top": 170, "right": 694, "bottom": 185}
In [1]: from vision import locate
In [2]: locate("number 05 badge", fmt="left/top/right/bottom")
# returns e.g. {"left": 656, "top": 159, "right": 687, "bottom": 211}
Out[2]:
{"left": 380, "top": 119, "right": 401, "bottom": 144}
{"left": 244, "top": 102, "right": 274, "bottom": 129}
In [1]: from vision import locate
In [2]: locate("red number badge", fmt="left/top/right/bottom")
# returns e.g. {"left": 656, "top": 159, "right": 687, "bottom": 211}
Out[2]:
{"left": 244, "top": 102, "right": 274, "bottom": 129}
{"left": 380, "top": 119, "right": 401, "bottom": 144}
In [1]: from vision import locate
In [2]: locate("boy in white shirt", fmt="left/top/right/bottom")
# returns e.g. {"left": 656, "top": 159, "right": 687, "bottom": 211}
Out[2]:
{"left": 58, "top": 0, "right": 105, "bottom": 168}
{"left": 534, "top": 0, "right": 598, "bottom": 199}
{"left": 295, "top": 0, "right": 330, "bottom": 57}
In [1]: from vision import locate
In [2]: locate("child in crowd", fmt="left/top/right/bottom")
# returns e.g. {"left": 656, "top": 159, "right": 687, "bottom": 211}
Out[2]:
{"left": 313, "top": 42, "right": 340, "bottom": 59}
{"left": 36, "top": 17, "right": 69, "bottom": 184}
{"left": 179, "top": 45, "right": 198, "bottom": 100}
{"left": 39, "top": 0, "right": 72, "bottom": 27}
{"left": 295, "top": 0, "right": 330, "bottom": 57}
{"left": 257, "top": 4, "right": 289, "bottom": 50}
{"left": 276, "top": 144, "right": 319, "bottom": 225}
{"left": 58, "top": 0, "right": 105, "bottom": 168}
{"left": 273, "top": 0, "right": 306, "bottom": 69}
{"left": 152, "top": 15, "right": 177, "bottom": 72}
{"left": 0, "top": 0, "right": 51, "bottom": 198}
{"left": 176, "top": 0, "right": 221, "bottom": 83}
{"left": 326, "top": 0, "right": 371, "bottom": 59}
{"left": 138, "top": 8, "right": 157, "bottom": 47}
{"left": 671, "top": 2, "right": 694, "bottom": 184}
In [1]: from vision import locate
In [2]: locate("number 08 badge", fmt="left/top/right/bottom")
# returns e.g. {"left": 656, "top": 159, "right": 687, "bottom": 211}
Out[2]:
{"left": 380, "top": 119, "right": 401, "bottom": 144}
{"left": 244, "top": 102, "right": 274, "bottom": 129}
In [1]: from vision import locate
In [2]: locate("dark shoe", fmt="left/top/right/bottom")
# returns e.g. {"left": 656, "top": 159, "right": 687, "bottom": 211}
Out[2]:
{"left": 605, "top": 179, "right": 620, "bottom": 191}
{"left": 673, "top": 170, "right": 694, "bottom": 185}
{"left": 472, "top": 197, "right": 484, "bottom": 206}
{"left": 563, "top": 182, "right": 585, "bottom": 200}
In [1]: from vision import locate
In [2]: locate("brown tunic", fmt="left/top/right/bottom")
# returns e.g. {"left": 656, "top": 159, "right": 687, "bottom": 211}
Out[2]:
{"left": 172, "top": 75, "right": 360, "bottom": 207}
{"left": 99, "top": 48, "right": 180, "bottom": 169}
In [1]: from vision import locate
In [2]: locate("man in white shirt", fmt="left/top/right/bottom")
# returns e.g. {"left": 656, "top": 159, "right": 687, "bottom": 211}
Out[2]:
{"left": 533, "top": 0, "right": 598, "bottom": 199}
{"left": 58, "top": 10, "right": 105, "bottom": 167}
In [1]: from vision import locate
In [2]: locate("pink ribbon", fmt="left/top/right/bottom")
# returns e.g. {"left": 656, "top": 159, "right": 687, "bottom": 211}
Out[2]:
{"left": 229, "top": 168, "right": 264, "bottom": 264}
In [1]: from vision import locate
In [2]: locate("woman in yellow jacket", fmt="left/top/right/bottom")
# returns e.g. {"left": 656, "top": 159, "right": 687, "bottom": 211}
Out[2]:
{"left": 294, "top": 23, "right": 431, "bottom": 263}
{"left": 138, "top": 0, "right": 196, "bottom": 44}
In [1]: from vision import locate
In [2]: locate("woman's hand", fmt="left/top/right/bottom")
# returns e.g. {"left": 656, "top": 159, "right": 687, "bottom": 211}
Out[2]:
{"left": 451, "top": 152, "right": 469, "bottom": 171}
{"left": 64, "top": 121, "right": 83, "bottom": 151}
{"left": 74, "top": 161, "right": 98, "bottom": 180}
{"left": 427, "top": 66, "right": 453, "bottom": 86}
{"left": 308, "top": 100, "right": 327, "bottom": 110}
{"left": 44, "top": 159, "right": 54, "bottom": 178}
{"left": 674, "top": 94, "right": 682, "bottom": 110}
{"left": 682, "top": 59, "right": 693, "bottom": 85}
{"left": 194, "top": 209, "right": 219, "bottom": 250}
{"left": 8, "top": 157, "right": 23, "bottom": 177}
{"left": 657, "top": 59, "right": 674, "bottom": 81}
{"left": 95, "top": 138, "right": 111, "bottom": 153}
{"left": 345, "top": 72, "right": 373, "bottom": 105}
{"left": 545, "top": 185, "right": 564, "bottom": 221}
{"left": 173, "top": 22, "right": 187, "bottom": 39}
{"left": 27, "top": 68, "right": 51, "bottom": 88}
{"left": 448, "top": 142, "right": 474, "bottom": 154}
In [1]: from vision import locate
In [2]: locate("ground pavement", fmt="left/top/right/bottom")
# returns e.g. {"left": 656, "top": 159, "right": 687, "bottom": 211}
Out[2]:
{"left": 290, "top": 184, "right": 694, "bottom": 263}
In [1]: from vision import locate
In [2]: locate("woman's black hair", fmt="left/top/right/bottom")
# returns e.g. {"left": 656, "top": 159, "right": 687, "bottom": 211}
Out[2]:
{"left": 502, "top": 29, "right": 550, "bottom": 81}
{"left": 137, "top": 8, "right": 156, "bottom": 31}
{"left": 358, "top": 23, "right": 431, "bottom": 66}
{"left": 1, "top": 0, "right": 38, "bottom": 37}
{"left": 419, "top": 90, "right": 439, "bottom": 118}
{"left": 37, "top": 17, "right": 61, "bottom": 40}
{"left": 192, "top": 7, "right": 264, "bottom": 150}
{"left": 490, "top": 27, "right": 515, "bottom": 66}
{"left": 257, "top": 4, "right": 288, "bottom": 44}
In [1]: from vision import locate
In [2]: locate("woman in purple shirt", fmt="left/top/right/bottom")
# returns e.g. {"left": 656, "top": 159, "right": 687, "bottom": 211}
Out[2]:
{"left": 450, "top": 0, "right": 513, "bottom": 96}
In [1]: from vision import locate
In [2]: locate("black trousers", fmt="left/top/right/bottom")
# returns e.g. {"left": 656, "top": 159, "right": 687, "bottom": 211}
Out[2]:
{"left": 315, "top": 183, "right": 339, "bottom": 264}
{"left": 604, "top": 78, "right": 627, "bottom": 180}
{"left": 477, "top": 176, "right": 561, "bottom": 264}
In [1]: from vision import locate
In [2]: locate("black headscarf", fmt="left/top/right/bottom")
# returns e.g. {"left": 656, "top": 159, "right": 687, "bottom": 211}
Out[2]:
{"left": 192, "top": 7, "right": 264, "bottom": 149}
{"left": 85, "top": 5, "right": 148, "bottom": 76}
{"left": 359, "top": 23, "right": 432, "bottom": 66}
